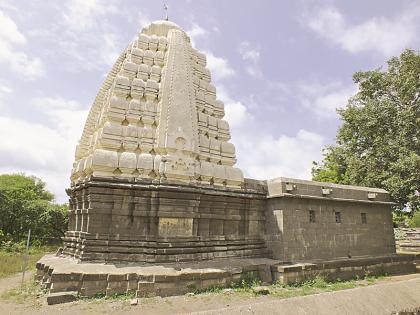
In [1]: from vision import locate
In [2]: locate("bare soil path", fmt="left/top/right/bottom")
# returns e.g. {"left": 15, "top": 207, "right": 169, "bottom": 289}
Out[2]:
{"left": 0, "top": 272, "right": 419, "bottom": 315}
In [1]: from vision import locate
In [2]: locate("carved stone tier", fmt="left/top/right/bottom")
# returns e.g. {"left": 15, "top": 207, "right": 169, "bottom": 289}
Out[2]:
{"left": 62, "top": 176, "right": 268, "bottom": 263}
{"left": 71, "top": 20, "right": 243, "bottom": 189}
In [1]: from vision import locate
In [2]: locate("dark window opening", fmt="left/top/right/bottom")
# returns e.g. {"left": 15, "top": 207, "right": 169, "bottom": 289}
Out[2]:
{"left": 335, "top": 211, "right": 341, "bottom": 223}
{"left": 309, "top": 210, "right": 316, "bottom": 223}
{"left": 361, "top": 212, "right": 367, "bottom": 224}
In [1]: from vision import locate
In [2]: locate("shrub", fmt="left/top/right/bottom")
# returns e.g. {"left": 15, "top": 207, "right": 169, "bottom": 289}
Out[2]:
{"left": 0, "top": 174, "right": 68, "bottom": 246}
{"left": 408, "top": 212, "right": 420, "bottom": 228}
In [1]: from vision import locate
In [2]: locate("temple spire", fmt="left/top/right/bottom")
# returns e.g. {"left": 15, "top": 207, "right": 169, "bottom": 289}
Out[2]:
{"left": 71, "top": 20, "right": 244, "bottom": 188}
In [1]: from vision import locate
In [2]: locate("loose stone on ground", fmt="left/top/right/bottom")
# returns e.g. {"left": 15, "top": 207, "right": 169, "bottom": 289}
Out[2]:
{"left": 46, "top": 291, "right": 77, "bottom": 305}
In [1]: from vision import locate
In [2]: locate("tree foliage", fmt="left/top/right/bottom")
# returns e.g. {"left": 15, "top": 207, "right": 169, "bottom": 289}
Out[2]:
{"left": 0, "top": 173, "right": 68, "bottom": 244}
{"left": 312, "top": 49, "right": 420, "bottom": 213}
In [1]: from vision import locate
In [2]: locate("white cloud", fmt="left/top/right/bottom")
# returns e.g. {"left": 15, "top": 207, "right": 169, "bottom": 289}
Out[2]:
{"left": 0, "top": 0, "right": 18, "bottom": 12}
{"left": 235, "top": 129, "right": 324, "bottom": 180}
{"left": 99, "top": 33, "right": 120, "bottom": 66}
{"left": 187, "top": 23, "right": 208, "bottom": 46}
{"left": 33, "top": 97, "right": 88, "bottom": 146}
{"left": 0, "top": 83, "right": 12, "bottom": 97}
{"left": 0, "top": 82, "right": 12, "bottom": 109}
{"left": 27, "top": 0, "right": 142, "bottom": 71}
{"left": 200, "top": 42, "right": 323, "bottom": 180}
{"left": 0, "top": 97, "right": 88, "bottom": 202}
{"left": 213, "top": 81, "right": 324, "bottom": 181}
{"left": 0, "top": 10, "right": 44, "bottom": 79}
{"left": 239, "top": 41, "right": 260, "bottom": 63}
{"left": 299, "top": 81, "right": 357, "bottom": 118}
{"left": 61, "top": 0, "right": 122, "bottom": 69}
{"left": 185, "top": 23, "right": 235, "bottom": 81}
{"left": 216, "top": 84, "right": 252, "bottom": 127}
{"left": 245, "top": 67, "right": 262, "bottom": 79}
{"left": 137, "top": 11, "right": 151, "bottom": 30}
{"left": 63, "top": 0, "right": 117, "bottom": 31}
{"left": 33, "top": 96, "right": 81, "bottom": 111}
{"left": 224, "top": 101, "right": 250, "bottom": 128}
{"left": 238, "top": 41, "right": 262, "bottom": 78}
{"left": 304, "top": 4, "right": 420, "bottom": 56}
{"left": 0, "top": 10, "right": 25, "bottom": 44}
{"left": 205, "top": 51, "right": 235, "bottom": 81}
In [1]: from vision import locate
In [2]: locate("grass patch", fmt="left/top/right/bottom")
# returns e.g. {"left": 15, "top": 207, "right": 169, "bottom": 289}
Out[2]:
{"left": 194, "top": 272, "right": 388, "bottom": 299}
{"left": 79, "top": 291, "right": 137, "bottom": 302}
{"left": 0, "top": 246, "right": 58, "bottom": 278}
{"left": 270, "top": 276, "right": 358, "bottom": 298}
{"left": 194, "top": 274, "right": 262, "bottom": 295}
{"left": 231, "top": 274, "right": 261, "bottom": 292}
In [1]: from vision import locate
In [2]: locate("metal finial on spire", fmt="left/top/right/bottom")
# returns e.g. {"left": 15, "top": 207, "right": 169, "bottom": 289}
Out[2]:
{"left": 163, "top": 3, "right": 169, "bottom": 21}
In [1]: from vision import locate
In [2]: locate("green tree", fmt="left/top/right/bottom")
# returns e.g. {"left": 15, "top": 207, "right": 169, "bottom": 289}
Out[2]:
{"left": 312, "top": 49, "right": 420, "bottom": 213}
{"left": 0, "top": 173, "right": 68, "bottom": 243}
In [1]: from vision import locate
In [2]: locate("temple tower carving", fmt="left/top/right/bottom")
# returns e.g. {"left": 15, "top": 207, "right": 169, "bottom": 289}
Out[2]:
{"left": 71, "top": 21, "right": 243, "bottom": 188}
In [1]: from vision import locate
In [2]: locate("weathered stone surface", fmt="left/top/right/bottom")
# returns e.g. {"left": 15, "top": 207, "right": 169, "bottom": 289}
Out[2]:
{"left": 46, "top": 291, "right": 77, "bottom": 305}
{"left": 252, "top": 286, "right": 270, "bottom": 295}
{"left": 265, "top": 177, "right": 396, "bottom": 262}
{"left": 63, "top": 177, "right": 268, "bottom": 263}
{"left": 395, "top": 228, "right": 420, "bottom": 254}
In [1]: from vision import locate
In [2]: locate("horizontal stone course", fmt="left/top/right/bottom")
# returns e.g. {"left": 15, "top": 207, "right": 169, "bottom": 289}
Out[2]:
{"left": 63, "top": 177, "right": 268, "bottom": 264}
{"left": 36, "top": 254, "right": 418, "bottom": 302}
{"left": 395, "top": 228, "right": 420, "bottom": 254}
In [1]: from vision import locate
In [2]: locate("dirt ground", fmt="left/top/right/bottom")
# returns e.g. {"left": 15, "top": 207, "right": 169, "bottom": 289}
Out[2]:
{"left": 0, "top": 272, "right": 271, "bottom": 315}
{"left": 1, "top": 272, "right": 420, "bottom": 315}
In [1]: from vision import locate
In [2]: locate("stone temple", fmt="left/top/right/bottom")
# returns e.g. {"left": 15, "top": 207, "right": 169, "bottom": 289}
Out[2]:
{"left": 36, "top": 20, "right": 417, "bottom": 299}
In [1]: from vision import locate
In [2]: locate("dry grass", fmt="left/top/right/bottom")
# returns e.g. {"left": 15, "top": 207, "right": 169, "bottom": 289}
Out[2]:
{"left": 0, "top": 246, "right": 57, "bottom": 278}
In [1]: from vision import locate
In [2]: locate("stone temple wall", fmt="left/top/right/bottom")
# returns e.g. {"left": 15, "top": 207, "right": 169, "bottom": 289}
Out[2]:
{"left": 63, "top": 177, "right": 269, "bottom": 263}
{"left": 62, "top": 175, "right": 397, "bottom": 264}
{"left": 265, "top": 178, "right": 396, "bottom": 262}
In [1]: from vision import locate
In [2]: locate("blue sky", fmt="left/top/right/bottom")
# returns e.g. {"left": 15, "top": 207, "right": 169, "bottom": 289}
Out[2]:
{"left": 0, "top": 0, "right": 419, "bottom": 202}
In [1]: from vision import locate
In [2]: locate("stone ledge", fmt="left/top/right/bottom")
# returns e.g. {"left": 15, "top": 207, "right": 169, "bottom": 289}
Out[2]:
{"left": 36, "top": 253, "right": 418, "bottom": 303}
{"left": 47, "top": 291, "right": 78, "bottom": 305}
{"left": 69, "top": 176, "right": 268, "bottom": 198}
{"left": 267, "top": 193, "right": 395, "bottom": 205}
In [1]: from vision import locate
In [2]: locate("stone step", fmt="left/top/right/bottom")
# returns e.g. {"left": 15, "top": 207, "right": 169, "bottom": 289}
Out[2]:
{"left": 398, "top": 242, "right": 420, "bottom": 246}
{"left": 47, "top": 291, "right": 78, "bottom": 305}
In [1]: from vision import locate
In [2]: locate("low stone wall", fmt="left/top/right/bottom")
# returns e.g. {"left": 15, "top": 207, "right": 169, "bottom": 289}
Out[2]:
{"left": 395, "top": 228, "right": 420, "bottom": 253}
{"left": 272, "top": 255, "right": 417, "bottom": 284}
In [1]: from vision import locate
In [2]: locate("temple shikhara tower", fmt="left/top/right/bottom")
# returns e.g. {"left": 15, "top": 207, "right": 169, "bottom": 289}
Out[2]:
{"left": 64, "top": 20, "right": 267, "bottom": 263}
{"left": 71, "top": 20, "right": 243, "bottom": 188}
{"left": 37, "top": 20, "right": 413, "bottom": 302}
